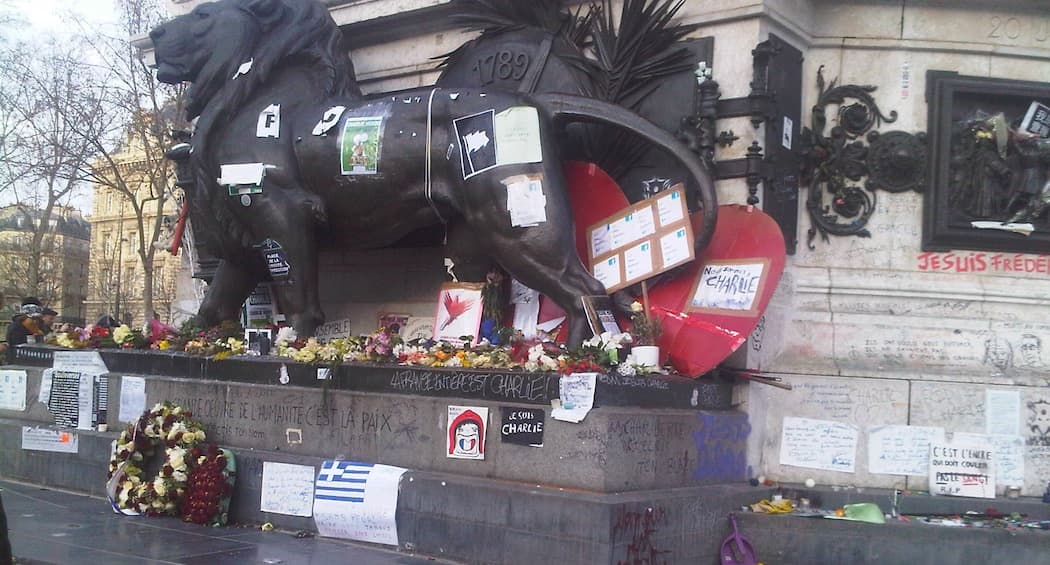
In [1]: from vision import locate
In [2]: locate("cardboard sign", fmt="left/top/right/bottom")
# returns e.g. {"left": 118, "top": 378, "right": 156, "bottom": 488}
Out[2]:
{"left": 689, "top": 259, "right": 770, "bottom": 316}
{"left": 500, "top": 407, "right": 544, "bottom": 447}
{"left": 585, "top": 185, "right": 694, "bottom": 293}
{"left": 447, "top": 406, "right": 488, "bottom": 460}
{"left": 315, "top": 318, "right": 353, "bottom": 341}
{"left": 929, "top": 438, "right": 996, "bottom": 498}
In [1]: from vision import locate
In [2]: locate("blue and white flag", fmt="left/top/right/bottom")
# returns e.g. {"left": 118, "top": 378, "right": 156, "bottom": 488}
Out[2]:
{"left": 313, "top": 460, "right": 408, "bottom": 546}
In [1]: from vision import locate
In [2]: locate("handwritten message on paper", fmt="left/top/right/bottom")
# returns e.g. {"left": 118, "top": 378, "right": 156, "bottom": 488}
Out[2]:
{"left": 551, "top": 373, "right": 597, "bottom": 423}
{"left": 260, "top": 462, "right": 316, "bottom": 517}
{"left": 868, "top": 425, "right": 945, "bottom": 476}
{"left": 314, "top": 461, "right": 408, "bottom": 546}
{"left": 929, "top": 439, "right": 996, "bottom": 498}
{"left": 691, "top": 262, "right": 766, "bottom": 313}
{"left": 0, "top": 370, "right": 27, "bottom": 411}
{"left": 780, "top": 417, "right": 858, "bottom": 473}
{"left": 119, "top": 376, "right": 146, "bottom": 423}
{"left": 985, "top": 389, "right": 1020, "bottom": 436}
{"left": 955, "top": 432, "right": 1024, "bottom": 487}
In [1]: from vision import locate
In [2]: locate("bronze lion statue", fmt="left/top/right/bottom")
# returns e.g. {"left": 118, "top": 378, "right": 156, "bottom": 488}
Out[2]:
{"left": 150, "top": 0, "right": 716, "bottom": 347}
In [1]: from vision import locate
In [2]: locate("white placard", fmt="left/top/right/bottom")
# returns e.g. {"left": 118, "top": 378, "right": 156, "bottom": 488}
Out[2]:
{"left": 780, "top": 417, "right": 858, "bottom": 473}
{"left": 218, "top": 163, "right": 267, "bottom": 186}
{"left": 260, "top": 462, "right": 316, "bottom": 517}
{"left": 985, "top": 389, "right": 1020, "bottom": 436}
{"left": 867, "top": 425, "right": 945, "bottom": 476}
{"left": 655, "top": 190, "right": 685, "bottom": 227}
{"left": 77, "top": 374, "right": 95, "bottom": 431}
{"left": 0, "top": 370, "right": 27, "bottom": 411}
{"left": 592, "top": 256, "right": 622, "bottom": 290}
{"left": 52, "top": 351, "right": 108, "bottom": 375}
{"left": 623, "top": 241, "right": 655, "bottom": 281}
{"left": 590, "top": 225, "right": 612, "bottom": 259}
{"left": 929, "top": 438, "right": 995, "bottom": 498}
{"left": 691, "top": 262, "right": 765, "bottom": 311}
{"left": 551, "top": 373, "right": 597, "bottom": 423}
{"left": 256, "top": 103, "right": 281, "bottom": 138}
{"left": 634, "top": 206, "right": 656, "bottom": 238}
{"left": 506, "top": 177, "right": 547, "bottom": 227}
{"left": 21, "top": 426, "right": 78, "bottom": 453}
{"left": 954, "top": 432, "right": 1024, "bottom": 488}
{"left": 610, "top": 213, "right": 643, "bottom": 249}
{"left": 313, "top": 461, "right": 407, "bottom": 546}
{"left": 494, "top": 106, "right": 543, "bottom": 166}
{"left": 659, "top": 227, "right": 691, "bottom": 268}
{"left": 119, "top": 376, "right": 146, "bottom": 423}
{"left": 447, "top": 406, "right": 489, "bottom": 460}
{"left": 38, "top": 368, "right": 53, "bottom": 403}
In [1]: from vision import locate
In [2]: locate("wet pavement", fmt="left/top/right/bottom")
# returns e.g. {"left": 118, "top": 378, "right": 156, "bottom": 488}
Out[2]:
{"left": 1, "top": 480, "right": 449, "bottom": 564}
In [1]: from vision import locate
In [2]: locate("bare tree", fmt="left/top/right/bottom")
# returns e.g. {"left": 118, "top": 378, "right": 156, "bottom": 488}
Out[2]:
{"left": 0, "top": 41, "right": 105, "bottom": 304}
{"left": 71, "top": 0, "right": 187, "bottom": 324}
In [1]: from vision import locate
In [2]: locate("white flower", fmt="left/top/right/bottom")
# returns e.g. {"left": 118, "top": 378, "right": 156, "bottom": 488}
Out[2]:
{"left": 275, "top": 326, "right": 297, "bottom": 346}
{"left": 154, "top": 482, "right": 167, "bottom": 496}
{"left": 630, "top": 301, "right": 644, "bottom": 313}
{"left": 617, "top": 362, "right": 638, "bottom": 376}
{"left": 172, "top": 470, "right": 187, "bottom": 483}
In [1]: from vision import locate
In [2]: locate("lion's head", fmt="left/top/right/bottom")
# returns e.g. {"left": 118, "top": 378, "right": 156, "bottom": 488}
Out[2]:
{"left": 150, "top": 0, "right": 359, "bottom": 119}
{"left": 149, "top": 0, "right": 360, "bottom": 259}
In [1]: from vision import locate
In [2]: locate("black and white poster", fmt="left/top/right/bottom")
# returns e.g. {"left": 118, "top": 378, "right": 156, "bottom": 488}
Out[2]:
{"left": 454, "top": 110, "right": 497, "bottom": 178}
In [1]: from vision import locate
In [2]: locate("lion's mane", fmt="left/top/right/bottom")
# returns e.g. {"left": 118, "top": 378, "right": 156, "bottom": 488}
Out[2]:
{"left": 185, "top": 0, "right": 360, "bottom": 259}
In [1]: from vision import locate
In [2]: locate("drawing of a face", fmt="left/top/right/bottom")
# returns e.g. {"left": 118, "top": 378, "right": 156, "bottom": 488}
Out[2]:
{"left": 983, "top": 336, "right": 1013, "bottom": 372}
{"left": 448, "top": 409, "right": 485, "bottom": 458}
{"left": 1029, "top": 400, "right": 1050, "bottom": 437}
{"left": 1019, "top": 334, "right": 1043, "bottom": 368}
{"left": 455, "top": 422, "right": 480, "bottom": 455}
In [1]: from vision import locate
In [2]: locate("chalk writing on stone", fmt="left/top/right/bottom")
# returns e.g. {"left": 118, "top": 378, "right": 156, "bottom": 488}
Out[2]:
{"left": 597, "top": 374, "right": 671, "bottom": 390}
{"left": 388, "top": 369, "right": 551, "bottom": 402}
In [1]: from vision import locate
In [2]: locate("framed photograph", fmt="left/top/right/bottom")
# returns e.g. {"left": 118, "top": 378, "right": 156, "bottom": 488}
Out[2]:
{"left": 433, "top": 283, "right": 485, "bottom": 345}
{"left": 244, "top": 328, "right": 272, "bottom": 355}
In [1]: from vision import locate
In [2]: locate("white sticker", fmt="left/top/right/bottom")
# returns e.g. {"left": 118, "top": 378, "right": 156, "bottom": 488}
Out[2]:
{"left": 782, "top": 115, "right": 793, "bottom": 150}
{"left": 256, "top": 104, "right": 281, "bottom": 138}
{"left": 506, "top": 178, "right": 547, "bottom": 227}
{"left": 312, "top": 106, "right": 347, "bottom": 136}
{"left": 231, "top": 58, "right": 253, "bottom": 79}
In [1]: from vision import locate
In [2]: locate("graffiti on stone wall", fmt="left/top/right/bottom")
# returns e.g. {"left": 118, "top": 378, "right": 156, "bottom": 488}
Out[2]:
{"left": 692, "top": 413, "right": 750, "bottom": 481}
{"left": 613, "top": 506, "right": 670, "bottom": 565}
{"left": 1027, "top": 400, "right": 1050, "bottom": 447}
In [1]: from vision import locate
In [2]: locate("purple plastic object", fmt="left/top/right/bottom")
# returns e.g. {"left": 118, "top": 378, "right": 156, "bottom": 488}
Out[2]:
{"left": 720, "top": 513, "right": 758, "bottom": 565}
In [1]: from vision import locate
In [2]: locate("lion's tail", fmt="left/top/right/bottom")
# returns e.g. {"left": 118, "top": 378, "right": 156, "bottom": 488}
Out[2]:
{"left": 531, "top": 93, "right": 718, "bottom": 255}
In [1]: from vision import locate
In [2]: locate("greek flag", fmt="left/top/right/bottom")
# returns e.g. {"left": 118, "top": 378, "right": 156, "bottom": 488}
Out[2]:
{"left": 315, "top": 461, "right": 373, "bottom": 503}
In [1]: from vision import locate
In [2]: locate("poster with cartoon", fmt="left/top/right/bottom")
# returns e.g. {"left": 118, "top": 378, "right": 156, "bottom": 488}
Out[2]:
{"left": 447, "top": 405, "right": 488, "bottom": 460}
{"left": 433, "top": 283, "right": 485, "bottom": 345}
{"left": 340, "top": 116, "right": 384, "bottom": 175}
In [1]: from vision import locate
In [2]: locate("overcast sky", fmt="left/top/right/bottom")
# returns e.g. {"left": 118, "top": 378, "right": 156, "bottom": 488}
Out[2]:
{"left": 6, "top": 0, "right": 120, "bottom": 37}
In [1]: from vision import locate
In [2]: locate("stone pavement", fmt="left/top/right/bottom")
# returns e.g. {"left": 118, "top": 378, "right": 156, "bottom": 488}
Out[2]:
{"left": 0, "top": 480, "right": 450, "bottom": 565}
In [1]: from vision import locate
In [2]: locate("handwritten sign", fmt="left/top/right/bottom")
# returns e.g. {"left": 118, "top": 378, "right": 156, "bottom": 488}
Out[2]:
{"left": 690, "top": 260, "right": 767, "bottom": 315}
{"left": 0, "top": 370, "right": 27, "bottom": 411}
{"left": 314, "top": 318, "right": 353, "bottom": 341}
{"left": 551, "top": 373, "right": 597, "bottom": 423}
{"left": 21, "top": 427, "right": 78, "bottom": 453}
{"left": 313, "top": 461, "right": 407, "bottom": 546}
{"left": 780, "top": 417, "right": 858, "bottom": 473}
{"left": 954, "top": 432, "right": 1024, "bottom": 487}
{"left": 985, "top": 389, "right": 1020, "bottom": 436}
{"left": 500, "top": 407, "right": 544, "bottom": 447}
{"left": 119, "top": 376, "right": 147, "bottom": 423}
{"left": 585, "top": 185, "right": 694, "bottom": 293}
{"left": 929, "top": 438, "right": 995, "bottom": 498}
{"left": 867, "top": 425, "right": 945, "bottom": 475}
{"left": 260, "top": 462, "right": 316, "bottom": 516}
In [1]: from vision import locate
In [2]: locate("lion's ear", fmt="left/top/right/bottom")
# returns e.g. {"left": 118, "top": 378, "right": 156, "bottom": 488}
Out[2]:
{"left": 244, "top": 0, "right": 283, "bottom": 27}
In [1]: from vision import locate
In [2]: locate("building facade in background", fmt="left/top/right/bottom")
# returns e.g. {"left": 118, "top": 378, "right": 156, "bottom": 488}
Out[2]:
{"left": 0, "top": 205, "right": 90, "bottom": 328}
{"left": 84, "top": 133, "right": 181, "bottom": 327}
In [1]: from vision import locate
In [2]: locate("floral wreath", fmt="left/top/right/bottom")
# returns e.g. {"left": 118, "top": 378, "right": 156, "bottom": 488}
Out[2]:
{"left": 107, "top": 402, "right": 207, "bottom": 516}
{"left": 181, "top": 444, "right": 236, "bottom": 526}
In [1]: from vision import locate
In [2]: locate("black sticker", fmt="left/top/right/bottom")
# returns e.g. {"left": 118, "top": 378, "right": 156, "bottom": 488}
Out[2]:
{"left": 454, "top": 110, "right": 497, "bottom": 178}
{"left": 261, "top": 239, "right": 290, "bottom": 279}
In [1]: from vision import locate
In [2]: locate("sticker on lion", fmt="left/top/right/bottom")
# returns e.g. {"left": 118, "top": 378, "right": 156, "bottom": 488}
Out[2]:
{"left": 149, "top": 0, "right": 716, "bottom": 347}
